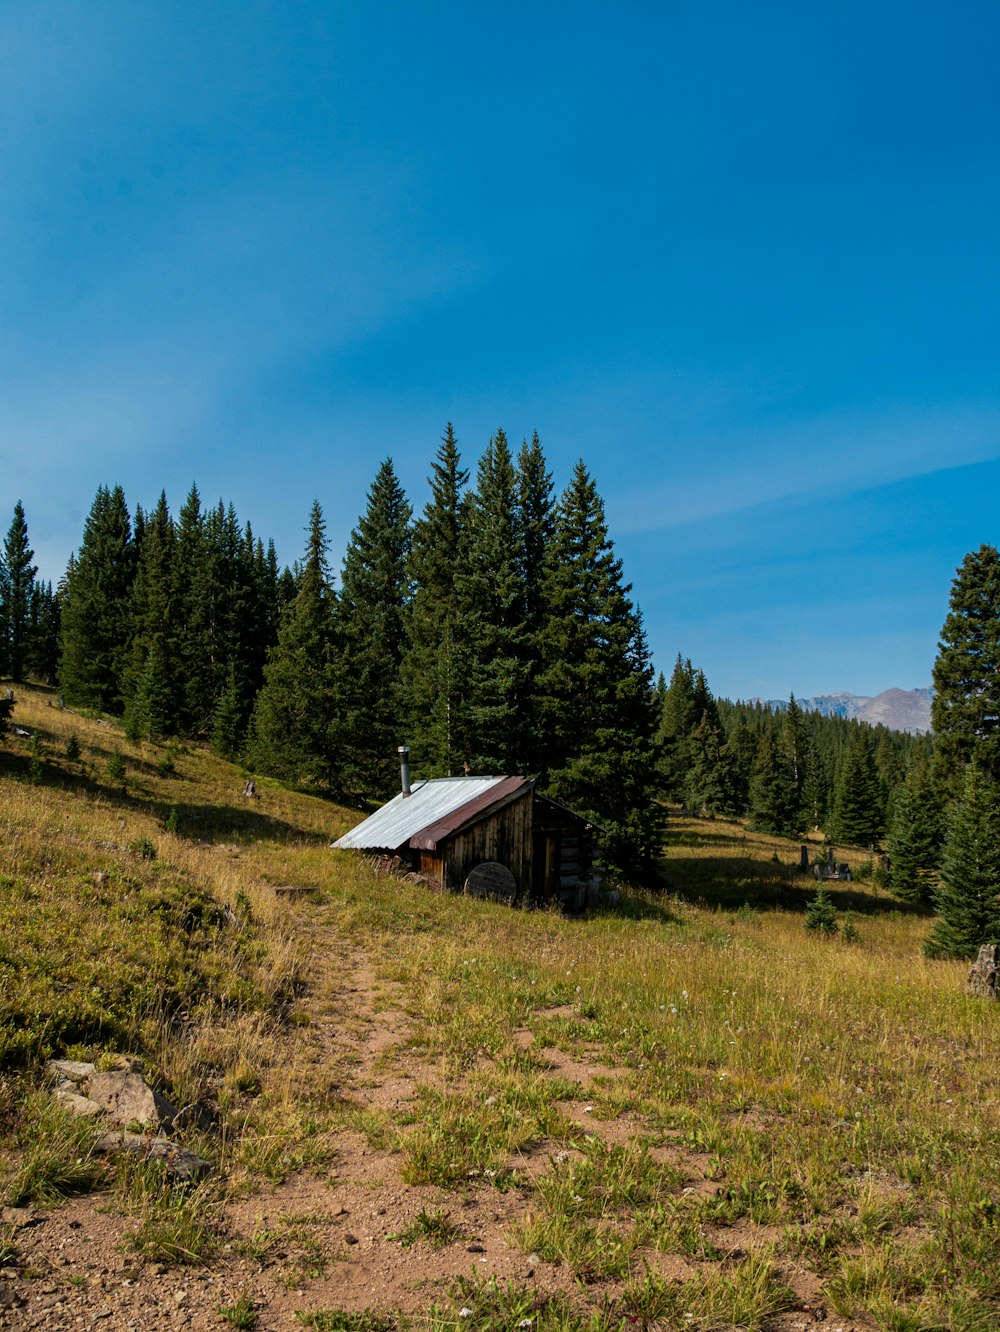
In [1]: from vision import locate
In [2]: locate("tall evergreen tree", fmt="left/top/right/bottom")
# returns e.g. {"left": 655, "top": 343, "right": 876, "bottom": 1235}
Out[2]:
{"left": 402, "top": 425, "right": 471, "bottom": 775}
{"left": 125, "top": 492, "right": 178, "bottom": 729}
{"left": 124, "top": 641, "right": 171, "bottom": 744}
{"left": 748, "top": 721, "right": 801, "bottom": 837}
{"left": 333, "top": 459, "right": 413, "bottom": 800}
{"left": 657, "top": 657, "right": 701, "bottom": 801}
{"left": 886, "top": 760, "right": 943, "bottom": 906}
{"left": 1, "top": 502, "right": 37, "bottom": 681}
{"left": 462, "top": 429, "right": 529, "bottom": 772}
{"left": 684, "top": 715, "right": 740, "bottom": 817}
{"left": 782, "top": 695, "right": 810, "bottom": 817}
{"left": 798, "top": 733, "right": 827, "bottom": 830}
{"left": 25, "top": 580, "right": 60, "bottom": 682}
{"left": 932, "top": 544, "right": 1000, "bottom": 785}
{"left": 723, "top": 715, "right": 757, "bottom": 815}
{"left": 59, "top": 485, "right": 135, "bottom": 711}
{"left": 248, "top": 501, "right": 337, "bottom": 787}
{"left": 515, "top": 432, "right": 555, "bottom": 776}
{"left": 535, "top": 461, "right": 661, "bottom": 872}
{"left": 172, "top": 484, "right": 215, "bottom": 734}
{"left": 924, "top": 764, "right": 1000, "bottom": 959}
{"left": 211, "top": 665, "right": 245, "bottom": 759}
{"left": 828, "top": 730, "right": 884, "bottom": 847}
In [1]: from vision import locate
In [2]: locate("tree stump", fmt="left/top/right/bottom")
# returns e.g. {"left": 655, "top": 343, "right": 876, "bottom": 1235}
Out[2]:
{"left": 966, "top": 944, "right": 1000, "bottom": 999}
{"left": 242, "top": 779, "right": 257, "bottom": 799}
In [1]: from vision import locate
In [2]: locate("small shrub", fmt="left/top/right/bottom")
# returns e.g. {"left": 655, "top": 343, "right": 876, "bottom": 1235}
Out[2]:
{"left": 805, "top": 886, "right": 839, "bottom": 934}
{"left": 842, "top": 914, "right": 862, "bottom": 944}
{"left": 107, "top": 747, "right": 127, "bottom": 789}
{"left": 65, "top": 732, "right": 81, "bottom": 761}
{"left": 129, "top": 837, "right": 157, "bottom": 861}
{"left": 166, "top": 806, "right": 179, "bottom": 834}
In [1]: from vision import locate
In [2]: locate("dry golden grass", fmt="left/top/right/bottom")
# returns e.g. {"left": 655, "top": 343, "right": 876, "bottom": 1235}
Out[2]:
{"left": 2, "top": 682, "right": 999, "bottom": 1329}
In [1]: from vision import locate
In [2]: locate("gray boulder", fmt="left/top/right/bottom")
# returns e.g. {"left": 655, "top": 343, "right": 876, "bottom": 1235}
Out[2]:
{"left": 85, "top": 1070, "right": 179, "bottom": 1130}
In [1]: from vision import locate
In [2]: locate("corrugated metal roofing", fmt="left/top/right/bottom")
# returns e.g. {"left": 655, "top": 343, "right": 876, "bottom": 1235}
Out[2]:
{"left": 409, "top": 776, "right": 532, "bottom": 851}
{"left": 331, "top": 776, "right": 511, "bottom": 851}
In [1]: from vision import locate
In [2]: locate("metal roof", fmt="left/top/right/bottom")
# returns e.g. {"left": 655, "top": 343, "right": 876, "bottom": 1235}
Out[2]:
{"left": 409, "top": 777, "right": 532, "bottom": 850}
{"left": 332, "top": 776, "right": 515, "bottom": 851}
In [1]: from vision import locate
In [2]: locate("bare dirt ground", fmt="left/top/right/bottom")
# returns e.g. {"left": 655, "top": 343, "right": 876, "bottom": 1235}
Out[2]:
{"left": 2, "top": 917, "right": 874, "bottom": 1331}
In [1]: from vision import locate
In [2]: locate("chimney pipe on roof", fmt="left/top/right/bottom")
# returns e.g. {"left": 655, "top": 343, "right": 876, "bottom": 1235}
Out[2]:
{"left": 398, "top": 745, "right": 411, "bottom": 797}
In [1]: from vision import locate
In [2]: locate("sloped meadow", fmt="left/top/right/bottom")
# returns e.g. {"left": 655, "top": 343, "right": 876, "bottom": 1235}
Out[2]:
{"left": 1, "top": 682, "right": 997, "bottom": 1331}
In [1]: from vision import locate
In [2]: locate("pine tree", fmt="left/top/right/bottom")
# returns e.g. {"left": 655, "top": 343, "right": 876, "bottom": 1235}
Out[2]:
{"left": 932, "top": 544, "right": 1000, "bottom": 785}
{"left": 462, "top": 429, "right": 530, "bottom": 773}
{"left": 211, "top": 666, "right": 245, "bottom": 759}
{"left": 124, "top": 641, "right": 171, "bottom": 744}
{"left": 805, "top": 885, "right": 839, "bottom": 934}
{"left": 515, "top": 432, "right": 555, "bottom": 776}
{"left": 125, "top": 492, "right": 178, "bottom": 730}
{"left": 799, "top": 734, "right": 827, "bottom": 831}
{"left": 535, "top": 461, "right": 661, "bottom": 872}
{"left": 886, "top": 760, "right": 943, "bottom": 905}
{"left": 782, "top": 695, "right": 811, "bottom": 820}
{"left": 59, "top": 485, "right": 135, "bottom": 711}
{"left": 924, "top": 765, "right": 1000, "bottom": 959}
{"left": 24, "top": 580, "right": 60, "bottom": 682}
{"left": 332, "top": 459, "right": 413, "bottom": 800}
{"left": 684, "top": 715, "right": 740, "bottom": 817}
{"left": 828, "top": 730, "right": 883, "bottom": 847}
{"left": 1, "top": 502, "right": 38, "bottom": 681}
{"left": 172, "top": 484, "right": 215, "bottom": 734}
{"left": 402, "top": 425, "right": 471, "bottom": 775}
{"left": 723, "top": 714, "right": 757, "bottom": 815}
{"left": 657, "top": 657, "right": 701, "bottom": 801}
{"left": 748, "top": 722, "right": 801, "bottom": 837}
{"left": 248, "top": 501, "right": 337, "bottom": 787}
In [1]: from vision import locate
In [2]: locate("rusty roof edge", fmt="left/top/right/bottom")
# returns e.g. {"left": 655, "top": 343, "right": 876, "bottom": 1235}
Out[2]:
{"left": 409, "top": 776, "right": 534, "bottom": 851}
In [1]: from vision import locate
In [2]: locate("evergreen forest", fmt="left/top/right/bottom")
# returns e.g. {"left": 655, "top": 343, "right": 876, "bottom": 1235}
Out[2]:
{"left": 2, "top": 430, "right": 999, "bottom": 952}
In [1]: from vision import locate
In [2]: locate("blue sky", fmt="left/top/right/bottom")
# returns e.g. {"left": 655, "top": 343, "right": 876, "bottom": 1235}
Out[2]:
{"left": 2, "top": 1, "right": 997, "bottom": 700}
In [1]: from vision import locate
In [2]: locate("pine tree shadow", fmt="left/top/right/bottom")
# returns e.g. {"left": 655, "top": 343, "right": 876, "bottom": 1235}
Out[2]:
{"left": 662, "top": 814, "right": 934, "bottom": 917}
{"left": 149, "top": 798, "right": 330, "bottom": 845}
{"left": 0, "top": 752, "right": 329, "bottom": 846}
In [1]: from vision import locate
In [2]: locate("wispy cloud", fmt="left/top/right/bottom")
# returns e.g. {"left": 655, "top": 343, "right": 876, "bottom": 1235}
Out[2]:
{"left": 606, "top": 402, "right": 1000, "bottom": 536}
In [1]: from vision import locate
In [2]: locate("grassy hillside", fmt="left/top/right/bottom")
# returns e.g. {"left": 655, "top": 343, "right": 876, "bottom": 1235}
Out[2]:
{"left": 1, "top": 682, "right": 997, "bottom": 1331}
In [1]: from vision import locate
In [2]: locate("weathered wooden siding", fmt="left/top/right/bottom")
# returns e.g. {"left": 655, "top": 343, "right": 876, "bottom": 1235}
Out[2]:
{"left": 417, "top": 850, "right": 445, "bottom": 887}
{"left": 531, "top": 796, "right": 594, "bottom": 911}
{"left": 441, "top": 789, "right": 534, "bottom": 899}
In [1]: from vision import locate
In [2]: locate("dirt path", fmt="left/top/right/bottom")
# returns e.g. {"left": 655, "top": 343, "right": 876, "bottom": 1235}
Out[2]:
{"left": 4, "top": 914, "right": 872, "bottom": 1330}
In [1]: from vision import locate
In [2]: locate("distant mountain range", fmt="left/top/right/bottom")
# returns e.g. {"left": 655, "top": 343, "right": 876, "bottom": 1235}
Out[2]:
{"left": 749, "top": 687, "right": 933, "bottom": 735}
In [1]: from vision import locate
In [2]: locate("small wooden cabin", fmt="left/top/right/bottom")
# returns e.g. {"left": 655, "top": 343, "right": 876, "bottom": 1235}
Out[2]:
{"left": 332, "top": 775, "right": 596, "bottom": 910}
